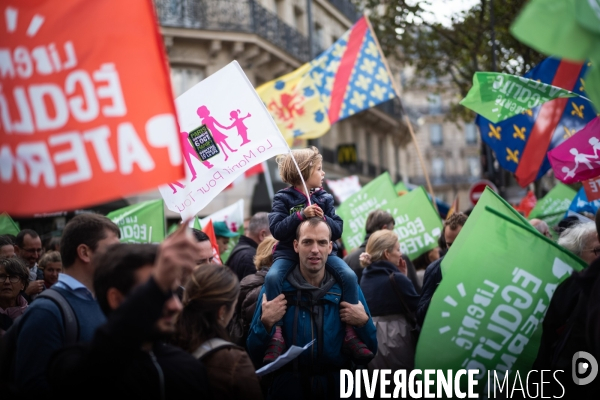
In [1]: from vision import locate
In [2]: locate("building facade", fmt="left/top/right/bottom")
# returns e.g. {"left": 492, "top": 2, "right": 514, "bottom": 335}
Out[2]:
{"left": 399, "top": 67, "right": 482, "bottom": 211}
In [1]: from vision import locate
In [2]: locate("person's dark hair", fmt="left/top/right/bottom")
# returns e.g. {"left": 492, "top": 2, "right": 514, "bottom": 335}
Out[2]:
{"left": 15, "top": 229, "right": 39, "bottom": 248}
{"left": 174, "top": 264, "right": 239, "bottom": 352}
{"left": 444, "top": 212, "right": 468, "bottom": 230}
{"left": 0, "top": 256, "right": 30, "bottom": 290}
{"left": 365, "top": 210, "right": 395, "bottom": 235}
{"left": 596, "top": 209, "right": 600, "bottom": 237}
{"left": 192, "top": 229, "right": 210, "bottom": 243}
{"left": 248, "top": 212, "right": 269, "bottom": 236}
{"left": 0, "top": 235, "right": 13, "bottom": 248}
{"left": 295, "top": 217, "right": 332, "bottom": 240}
{"left": 93, "top": 243, "right": 157, "bottom": 315}
{"left": 60, "top": 214, "right": 120, "bottom": 268}
{"left": 3, "top": 234, "right": 16, "bottom": 245}
{"left": 45, "top": 237, "right": 61, "bottom": 252}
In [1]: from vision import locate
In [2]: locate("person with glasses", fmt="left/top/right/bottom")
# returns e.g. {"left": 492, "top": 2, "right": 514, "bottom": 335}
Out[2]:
{"left": 14, "top": 229, "right": 45, "bottom": 301}
{"left": 557, "top": 222, "right": 600, "bottom": 264}
{"left": 0, "top": 257, "right": 30, "bottom": 337}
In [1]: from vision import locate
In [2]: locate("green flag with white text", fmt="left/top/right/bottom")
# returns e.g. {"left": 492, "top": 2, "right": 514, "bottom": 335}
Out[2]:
{"left": 384, "top": 187, "right": 443, "bottom": 261}
{"left": 528, "top": 183, "right": 577, "bottom": 239}
{"left": 415, "top": 188, "right": 585, "bottom": 395}
{"left": 460, "top": 72, "right": 580, "bottom": 123}
{"left": 338, "top": 172, "right": 398, "bottom": 251}
{"left": 0, "top": 213, "right": 20, "bottom": 236}
{"left": 106, "top": 199, "right": 165, "bottom": 243}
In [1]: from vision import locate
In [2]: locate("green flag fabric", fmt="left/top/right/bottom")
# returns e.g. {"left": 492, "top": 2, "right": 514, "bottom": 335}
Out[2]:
{"left": 106, "top": 199, "right": 165, "bottom": 244}
{"left": 395, "top": 181, "right": 409, "bottom": 195}
{"left": 415, "top": 188, "right": 585, "bottom": 394}
{"left": 384, "top": 187, "right": 443, "bottom": 261}
{"left": 193, "top": 217, "right": 202, "bottom": 230}
{"left": 337, "top": 172, "right": 398, "bottom": 251}
{"left": 0, "top": 213, "right": 20, "bottom": 236}
{"left": 460, "top": 72, "right": 579, "bottom": 123}
{"left": 528, "top": 183, "right": 577, "bottom": 239}
{"left": 510, "top": 0, "right": 600, "bottom": 110}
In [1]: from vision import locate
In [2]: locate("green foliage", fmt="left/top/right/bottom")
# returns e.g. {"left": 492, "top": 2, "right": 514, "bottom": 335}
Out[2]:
{"left": 358, "top": 0, "right": 545, "bottom": 121}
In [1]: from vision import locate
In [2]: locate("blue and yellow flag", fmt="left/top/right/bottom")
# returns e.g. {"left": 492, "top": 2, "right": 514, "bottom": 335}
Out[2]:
{"left": 258, "top": 17, "right": 396, "bottom": 144}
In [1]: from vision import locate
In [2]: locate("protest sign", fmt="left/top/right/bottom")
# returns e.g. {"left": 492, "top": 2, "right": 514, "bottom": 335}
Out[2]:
{"left": 325, "top": 176, "right": 362, "bottom": 203}
{"left": 337, "top": 172, "right": 397, "bottom": 251}
{"left": 0, "top": 213, "right": 20, "bottom": 236}
{"left": 106, "top": 199, "right": 165, "bottom": 243}
{"left": 202, "top": 219, "right": 222, "bottom": 265}
{"left": 159, "top": 61, "right": 289, "bottom": 219}
{"left": 460, "top": 72, "right": 579, "bottom": 123}
{"left": 548, "top": 118, "right": 600, "bottom": 184}
{"left": 416, "top": 188, "right": 585, "bottom": 395}
{"left": 582, "top": 176, "right": 600, "bottom": 201}
{"left": 568, "top": 186, "right": 600, "bottom": 216}
{"left": 199, "top": 199, "right": 244, "bottom": 263}
{"left": 384, "top": 187, "right": 443, "bottom": 260}
{"left": 528, "top": 183, "right": 577, "bottom": 239}
{"left": 1, "top": 0, "right": 183, "bottom": 216}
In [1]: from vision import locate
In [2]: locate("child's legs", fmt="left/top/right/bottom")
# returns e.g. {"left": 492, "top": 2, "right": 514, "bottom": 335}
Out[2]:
{"left": 264, "top": 258, "right": 297, "bottom": 301}
{"left": 325, "top": 255, "right": 359, "bottom": 304}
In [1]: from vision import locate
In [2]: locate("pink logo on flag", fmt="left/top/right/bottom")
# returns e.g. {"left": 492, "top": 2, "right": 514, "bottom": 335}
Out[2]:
{"left": 549, "top": 118, "right": 600, "bottom": 184}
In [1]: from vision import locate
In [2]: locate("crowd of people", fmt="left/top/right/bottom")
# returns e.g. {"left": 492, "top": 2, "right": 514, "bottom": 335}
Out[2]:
{"left": 1, "top": 146, "right": 600, "bottom": 399}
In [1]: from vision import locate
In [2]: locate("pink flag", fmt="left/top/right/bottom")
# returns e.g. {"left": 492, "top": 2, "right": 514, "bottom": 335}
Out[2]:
{"left": 548, "top": 118, "right": 600, "bottom": 183}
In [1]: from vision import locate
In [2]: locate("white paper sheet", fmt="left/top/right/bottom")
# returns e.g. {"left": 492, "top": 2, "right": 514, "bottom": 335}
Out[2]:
{"left": 255, "top": 339, "right": 316, "bottom": 377}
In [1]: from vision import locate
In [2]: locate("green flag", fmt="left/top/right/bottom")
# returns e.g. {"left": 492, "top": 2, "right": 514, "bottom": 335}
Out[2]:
{"left": 0, "top": 213, "right": 20, "bottom": 236}
{"left": 395, "top": 181, "right": 409, "bottom": 195}
{"left": 383, "top": 187, "right": 443, "bottom": 261}
{"left": 511, "top": 0, "right": 599, "bottom": 62}
{"left": 528, "top": 183, "right": 577, "bottom": 239}
{"left": 460, "top": 72, "right": 580, "bottom": 123}
{"left": 337, "top": 172, "right": 398, "bottom": 251}
{"left": 575, "top": 0, "right": 600, "bottom": 34}
{"left": 193, "top": 217, "right": 202, "bottom": 230}
{"left": 415, "top": 188, "right": 585, "bottom": 394}
{"left": 106, "top": 199, "right": 165, "bottom": 243}
{"left": 167, "top": 223, "right": 179, "bottom": 235}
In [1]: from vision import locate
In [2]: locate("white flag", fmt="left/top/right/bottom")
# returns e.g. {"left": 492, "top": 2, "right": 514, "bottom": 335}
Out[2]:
{"left": 159, "top": 61, "right": 289, "bottom": 219}
{"left": 199, "top": 199, "right": 245, "bottom": 234}
{"left": 326, "top": 175, "right": 362, "bottom": 203}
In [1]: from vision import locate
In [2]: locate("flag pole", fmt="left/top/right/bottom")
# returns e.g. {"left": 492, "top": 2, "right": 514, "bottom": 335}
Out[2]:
{"left": 363, "top": 14, "right": 439, "bottom": 215}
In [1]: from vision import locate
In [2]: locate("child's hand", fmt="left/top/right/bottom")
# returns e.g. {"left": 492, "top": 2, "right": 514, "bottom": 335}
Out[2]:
{"left": 303, "top": 204, "right": 323, "bottom": 218}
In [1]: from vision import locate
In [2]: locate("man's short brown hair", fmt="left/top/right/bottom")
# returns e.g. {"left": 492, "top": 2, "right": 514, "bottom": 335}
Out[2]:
{"left": 365, "top": 210, "right": 395, "bottom": 234}
{"left": 60, "top": 214, "right": 120, "bottom": 268}
{"left": 445, "top": 212, "right": 468, "bottom": 230}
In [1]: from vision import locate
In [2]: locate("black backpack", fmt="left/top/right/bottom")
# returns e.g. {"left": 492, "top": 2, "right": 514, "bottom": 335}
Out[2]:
{"left": 0, "top": 289, "right": 79, "bottom": 397}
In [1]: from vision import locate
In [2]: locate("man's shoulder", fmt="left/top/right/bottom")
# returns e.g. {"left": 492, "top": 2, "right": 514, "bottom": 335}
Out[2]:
{"left": 425, "top": 257, "right": 443, "bottom": 273}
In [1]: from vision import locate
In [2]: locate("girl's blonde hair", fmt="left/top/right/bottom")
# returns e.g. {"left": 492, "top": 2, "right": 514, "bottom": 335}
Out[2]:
{"left": 276, "top": 146, "right": 322, "bottom": 186}
{"left": 359, "top": 230, "right": 399, "bottom": 268}
{"left": 254, "top": 236, "right": 278, "bottom": 270}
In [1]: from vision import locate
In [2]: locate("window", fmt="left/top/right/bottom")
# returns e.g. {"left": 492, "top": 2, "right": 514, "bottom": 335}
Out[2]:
{"left": 467, "top": 156, "right": 481, "bottom": 178}
{"left": 294, "top": 6, "right": 305, "bottom": 34}
{"left": 465, "top": 123, "right": 478, "bottom": 144}
{"left": 428, "top": 93, "right": 442, "bottom": 115}
{"left": 431, "top": 157, "right": 445, "bottom": 179}
{"left": 430, "top": 124, "right": 443, "bottom": 146}
{"left": 170, "top": 67, "right": 205, "bottom": 97}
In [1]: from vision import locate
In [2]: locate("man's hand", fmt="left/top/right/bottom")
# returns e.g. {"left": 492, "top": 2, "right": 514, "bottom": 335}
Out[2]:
{"left": 153, "top": 220, "right": 201, "bottom": 293}
{"left": 260, "top": 293, "right": 287, "bottom": 333}
{"left": 25, "top": 280, "right": 44, "bottom": 296}
{"left": 303, "top": 204, "right": 323, "bottom": 218}
{"left": 340, "top": 301, "right": 369, "bottom": 328}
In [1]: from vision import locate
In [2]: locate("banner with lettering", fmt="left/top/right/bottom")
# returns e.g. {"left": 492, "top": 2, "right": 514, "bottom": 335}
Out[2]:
{"left": 384, "top": 187, "right": 443, "bottom": 261}
{"left": 337, "top": 172, "right": 397, "bottom": 251}
{"left": 1, "top": 0, "right": 183, "bottom": 216}
{"left": 159, "top": 61, "right": 289, "bottom": 219}
{"left": 416, "top": 188, "right": 585, "bottom": 395}
{"left": 460, "top": 72, "right": 580, "bottom": 123}
{"left": 106, "top": 199, "right": 165, "bottom": 243}
{"left": 325, "top": 176, "right": 362, "bottom": 203}
{"left": 199, "top": 199, "right": 244, "bottom": 263}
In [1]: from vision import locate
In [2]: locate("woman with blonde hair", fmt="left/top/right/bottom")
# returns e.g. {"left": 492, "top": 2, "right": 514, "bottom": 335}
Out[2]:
{"left": 359, "top": 229, "right": 419, "bottom": 371}
{"left": 174, "top": 264, "right": 262, "bottom": 400}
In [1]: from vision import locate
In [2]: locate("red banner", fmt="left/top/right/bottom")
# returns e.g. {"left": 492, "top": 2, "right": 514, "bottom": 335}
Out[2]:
{"left": 583, "top": 177, "right": 600, "bottom": 201}
{"left": 0, "top": 0, "right": 184, "bottom": 216}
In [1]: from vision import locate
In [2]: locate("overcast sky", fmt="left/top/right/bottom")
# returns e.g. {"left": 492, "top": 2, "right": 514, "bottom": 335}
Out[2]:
{"left": 420, "top": 0, "right": 480, "bottom": 26}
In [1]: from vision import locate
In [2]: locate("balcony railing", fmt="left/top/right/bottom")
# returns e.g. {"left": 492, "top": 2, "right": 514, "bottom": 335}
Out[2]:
{"left": 154, "top": 0, "right": 312, "bottom": 62}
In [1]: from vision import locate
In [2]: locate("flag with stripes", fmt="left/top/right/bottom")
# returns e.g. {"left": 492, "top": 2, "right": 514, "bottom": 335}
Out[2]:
{"left": 257, "top": 17, "right": 396, "bottom": 144}
{"left": 476, "top": 57, "right": 596, "bottom": 187}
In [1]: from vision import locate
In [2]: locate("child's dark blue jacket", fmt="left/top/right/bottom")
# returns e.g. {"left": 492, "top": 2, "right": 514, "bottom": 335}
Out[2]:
{"left": 269, "top": 186, "right": 343, "bottom": 261}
